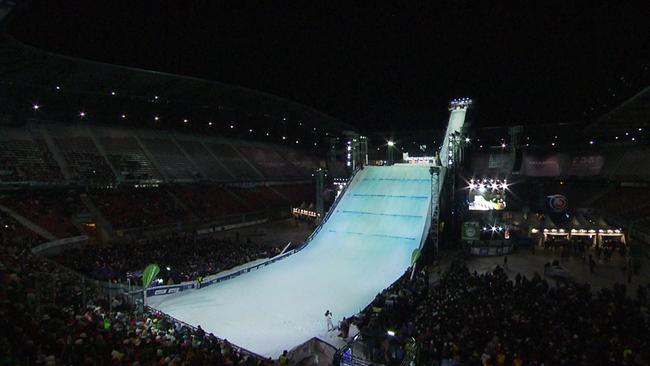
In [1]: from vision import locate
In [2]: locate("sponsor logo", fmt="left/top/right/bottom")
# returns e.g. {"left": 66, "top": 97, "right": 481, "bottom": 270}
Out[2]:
{"left": 547, "top": 194, "right": 568, "bottom": 212}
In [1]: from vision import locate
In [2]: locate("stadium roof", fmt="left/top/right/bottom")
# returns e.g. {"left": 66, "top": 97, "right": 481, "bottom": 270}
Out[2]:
{"left": 0, "top": 21, "right": 352, "bottom": 137}
{"left": 586, "top": 86, "right": 650, "bottom": 133}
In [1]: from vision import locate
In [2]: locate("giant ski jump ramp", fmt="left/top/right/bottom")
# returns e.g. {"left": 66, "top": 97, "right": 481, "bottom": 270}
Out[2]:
{"left": 150, "top": 164, "right": 437, "bottom": 356}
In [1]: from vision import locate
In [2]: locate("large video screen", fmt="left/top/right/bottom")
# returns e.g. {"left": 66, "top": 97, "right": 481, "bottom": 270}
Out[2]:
{"left": 468, "top": 179, "right": 507, "bottom": 211}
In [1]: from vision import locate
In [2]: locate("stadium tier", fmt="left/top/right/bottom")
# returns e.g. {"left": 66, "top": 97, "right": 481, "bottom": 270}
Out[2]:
{"left": 0, "top": 122, "right": 319, "bottom": 185}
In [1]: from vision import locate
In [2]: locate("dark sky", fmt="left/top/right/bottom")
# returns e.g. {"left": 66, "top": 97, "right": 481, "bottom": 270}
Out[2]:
{"left": 9, "top": 1, "right": 650, "bottom": 132}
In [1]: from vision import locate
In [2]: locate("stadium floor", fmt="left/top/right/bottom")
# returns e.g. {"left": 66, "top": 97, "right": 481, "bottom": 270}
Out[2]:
{"left": 446, "top": 248, "right": 650, "bottom": 295}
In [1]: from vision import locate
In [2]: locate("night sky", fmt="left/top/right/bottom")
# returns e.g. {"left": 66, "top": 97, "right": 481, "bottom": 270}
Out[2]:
{"left": 9, "top": 1, "right": 650, "bottom": 132}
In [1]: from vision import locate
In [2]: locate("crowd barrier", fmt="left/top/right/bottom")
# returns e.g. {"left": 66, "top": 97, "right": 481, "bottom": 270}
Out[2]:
{"left": 144, "top": 250, "right": 297, "bottom": 298}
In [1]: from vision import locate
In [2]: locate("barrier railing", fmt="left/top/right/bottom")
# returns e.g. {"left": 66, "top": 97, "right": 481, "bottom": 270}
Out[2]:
{"left": 144, "top": 250, "right": 297, "bottom": 297}
{"left": 333, "top": 332, "right": 381, "bottom": 366}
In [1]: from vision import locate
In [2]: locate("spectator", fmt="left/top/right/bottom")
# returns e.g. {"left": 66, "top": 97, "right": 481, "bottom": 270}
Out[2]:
{"left": 356, "top": 261, "right": 650, "bottom": 366}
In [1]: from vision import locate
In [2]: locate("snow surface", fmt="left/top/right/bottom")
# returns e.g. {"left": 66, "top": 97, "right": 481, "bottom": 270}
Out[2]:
{"left": 149, "top": 165, "right": 436, "bottom": 357}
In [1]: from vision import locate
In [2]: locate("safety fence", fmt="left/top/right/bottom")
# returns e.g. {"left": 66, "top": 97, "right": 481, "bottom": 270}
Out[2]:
{"left": 144, "top": 249, "right": 297, "bottom": 298}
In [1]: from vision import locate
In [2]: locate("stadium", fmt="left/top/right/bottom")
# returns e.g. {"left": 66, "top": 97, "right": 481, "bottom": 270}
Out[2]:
{"left": 1, "top": 2, "right": 649, "bottom": 366}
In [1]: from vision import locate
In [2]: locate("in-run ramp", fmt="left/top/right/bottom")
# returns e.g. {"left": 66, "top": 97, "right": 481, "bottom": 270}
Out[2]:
{"left": 149, "top": 165, "right": 437, "bottom": 357}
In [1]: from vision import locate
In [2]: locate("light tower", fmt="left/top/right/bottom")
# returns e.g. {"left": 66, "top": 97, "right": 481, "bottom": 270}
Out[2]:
{"left": 386, "top": 140, "right": 395, "bottom": 165}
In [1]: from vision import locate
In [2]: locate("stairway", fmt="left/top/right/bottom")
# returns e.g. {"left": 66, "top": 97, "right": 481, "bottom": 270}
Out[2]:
{"left": 0, "top": 204, "right": 56, "bottom": 241}
{"left": 79, "top": 194, "right": 115, "bottom": 241}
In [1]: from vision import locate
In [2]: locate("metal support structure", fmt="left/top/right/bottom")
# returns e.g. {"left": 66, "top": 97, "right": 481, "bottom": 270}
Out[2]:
{"left": 429, "top": 166, "right": 440, "bottom": 256}
{"left": 344, "top": 133, "right": 368, "bottom": 171}
{"left": 509, "top": 125, "right": 523, "bottom": 173}
{"left": 358, "top": 135, "right": 368, "bottom": 166}
{"left": 316, "top": 169, "right": 324, "bottom": 220}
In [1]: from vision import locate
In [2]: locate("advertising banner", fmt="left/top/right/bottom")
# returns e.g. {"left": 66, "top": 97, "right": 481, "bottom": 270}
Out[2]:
{"left": 461, "top": 221, "right": 480, "bottom": 241}
{"left": 567, "top": 155, "right": 604, "bottom": 176}
{"left": 524, "top": 154, "right": 561, "bottom": 177}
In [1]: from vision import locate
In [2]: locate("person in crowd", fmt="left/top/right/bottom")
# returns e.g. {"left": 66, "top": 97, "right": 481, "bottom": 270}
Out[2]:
{"left": 278, "top": 350, "right": 290, "bottom": 366}
{"left": 589, "top": 254, "right": 596, "bottom": 273}
{"left": 339, "top": 317, "right": 350, "bottom": 339}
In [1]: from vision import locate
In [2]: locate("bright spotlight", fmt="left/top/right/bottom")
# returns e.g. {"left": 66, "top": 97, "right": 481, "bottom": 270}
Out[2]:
{"left": 387, "top": 141, "right": 395, "bottom": 147}
{"left": 387, "top": 330, "right": 396, "bottom": 337}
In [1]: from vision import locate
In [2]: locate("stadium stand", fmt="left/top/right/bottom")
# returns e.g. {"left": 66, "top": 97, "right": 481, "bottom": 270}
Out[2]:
{"left": 89, "top": 187, "right": 187, "bottom": 230}
{"left": 99, "top": 135, "right": 162, "bottom": 182}
{"left": 0, "top": 244, "right": 270, "bottom": 366}
{"left": 53, "top": 232, "right": 281, "bottom": 283}
{"left": 0, "top": 209, "right": 43, "bottom": 246}
{"left": 280, "top": 150, "right": 320, "bottom": 176}
{"left": 0, "top": 189, "right": 84, "bottom": 238}
{"left": 355, "top": 262, "right": 649, "bottom": 366}
{"left": 270, "top": 183, "right": 315, "bottom": 206}
{"left": 0, "top": 126, "right": 64, "bottom": 183}
{"left": 227, "top": 185, "right": 288, "bottom": 210}
{"left": 49, "top": 126, "right": 116, "bottom": 184}
{"left": 170, "top": 185, "right": 249, "bottom": 220}
{"left": 140, "top": 137, "right": 197, "bottom": 181}
{"left": 204, "top": 142, "right": 262, "bottom": 181}
{"left": 237, "top": 145, "right": 300, "bottom": 179}
{"left": 174, "top": 139, "right": 233, "bottom": 181}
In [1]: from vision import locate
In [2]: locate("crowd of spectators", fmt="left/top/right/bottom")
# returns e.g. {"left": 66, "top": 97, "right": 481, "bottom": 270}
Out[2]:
{"left": 90, "top": 188, "right": 188, "bottom": 230}
{"left": 357, "top": 262, "right": 650, "bottom": 366}
{"left": 0, "top": 242, "right": 272, "bottom": 365}
{"left": 0, "top": 182, "right": 310, "bottom": 237}
{"left": 0, "top": 210, "right": 43, "bottom": 247}
{"left": 53, "top": 233, "right": 281, "bottom": 283}
{"left": 0, "top": 190, "right": 85, "bottom": 238}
